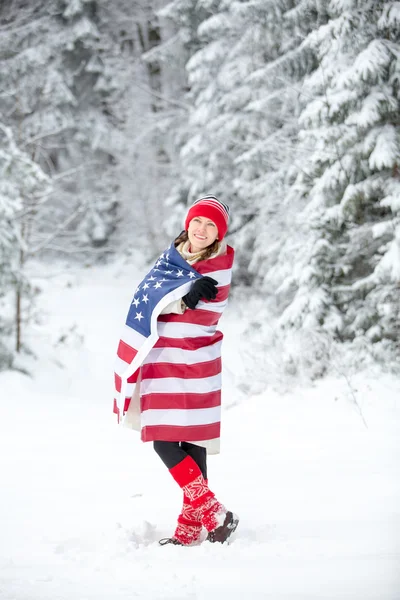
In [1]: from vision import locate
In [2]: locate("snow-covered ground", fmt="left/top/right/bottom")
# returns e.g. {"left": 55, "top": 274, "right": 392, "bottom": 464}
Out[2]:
{"left": 0, "top": 260, "right": 399, "bottom": 600}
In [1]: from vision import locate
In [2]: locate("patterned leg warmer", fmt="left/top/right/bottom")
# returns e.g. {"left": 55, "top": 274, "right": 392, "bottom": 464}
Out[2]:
{"left": 172, "top": 493, "right": 202, "bottom": 545}
{"left": 169, "top": 456, "right": 227, "bottom": 533}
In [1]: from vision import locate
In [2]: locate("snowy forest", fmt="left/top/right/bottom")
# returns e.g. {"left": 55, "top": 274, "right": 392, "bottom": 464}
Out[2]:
{"left": 1, "top": 0, "right": 399, "bottom": 384}
{"left": 1, "top": 2, "right": 400, "bottom": 598}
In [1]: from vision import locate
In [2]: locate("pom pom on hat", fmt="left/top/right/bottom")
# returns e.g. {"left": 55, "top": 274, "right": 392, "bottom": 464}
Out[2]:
{"left": 184, "top": 195, "right": 230, "bottom": 240}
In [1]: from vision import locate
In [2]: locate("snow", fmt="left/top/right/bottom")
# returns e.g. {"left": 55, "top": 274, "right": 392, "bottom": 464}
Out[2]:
{"left": 0, "top": 259, "right": 399, "bottom": 600}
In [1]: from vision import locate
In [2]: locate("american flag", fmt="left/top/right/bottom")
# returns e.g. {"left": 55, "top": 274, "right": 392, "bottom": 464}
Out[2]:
{"left": 113, "top": 242, "right": 203, "bottom": 421}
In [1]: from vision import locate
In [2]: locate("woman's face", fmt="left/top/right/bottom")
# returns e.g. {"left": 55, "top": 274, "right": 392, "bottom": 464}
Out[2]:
{"left": 187, "top": 216, "right": 218, "bottom": 253}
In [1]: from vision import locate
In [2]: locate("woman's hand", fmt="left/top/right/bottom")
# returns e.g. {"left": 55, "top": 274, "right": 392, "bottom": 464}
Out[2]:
{"left": 182, "top": 276, "right": 218, "bottom": 309}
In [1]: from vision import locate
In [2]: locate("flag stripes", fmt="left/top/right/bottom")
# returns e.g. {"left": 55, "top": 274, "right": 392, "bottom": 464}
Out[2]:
{"left": 140, "top": 390, "right": 221, "bottom": 411}
{"left": 114, "top": 243, "right": 234, "bottom": 454}
{"left": 140, "top": 357, "right": 221, "bottom": 380}
{"left": 153, "top": 331, "right": 223, "bottom": 350}
{"left": 142, "top": 340, "right": 222, "bottom": 365}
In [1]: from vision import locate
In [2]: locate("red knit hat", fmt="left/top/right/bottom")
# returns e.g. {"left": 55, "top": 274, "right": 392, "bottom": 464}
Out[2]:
{"left": 184, "top": 195, "right": 230, "bottom": 240}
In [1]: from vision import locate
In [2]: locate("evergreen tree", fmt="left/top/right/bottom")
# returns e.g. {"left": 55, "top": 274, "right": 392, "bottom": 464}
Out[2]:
{"left": 274, "top": 0, "right": 400, "bottom": 362}
{"left": 0, "top": 124, "right": 50, "bottom": 367}
{"left": 0, "top": 0, "right": 156, "bottom": 251}
{"left": 0, "top": 0, "right": 179, "bottom": 254}
{"left": 156, "top": 1, "right": 324, "bottom": 279}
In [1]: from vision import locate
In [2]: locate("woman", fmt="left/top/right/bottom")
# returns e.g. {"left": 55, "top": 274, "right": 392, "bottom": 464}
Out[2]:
{"left": 114, "top": 195, "right": 238, "bottom": 546}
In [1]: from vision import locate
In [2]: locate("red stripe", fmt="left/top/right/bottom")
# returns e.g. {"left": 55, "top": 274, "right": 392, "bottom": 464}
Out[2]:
{"left": 141, "top": 422, "right": 220, "bottom": 443}
{"left": 117, "top": 339, "right": 138, "bottom": 363}
{"left": 141, "top": 390, "right": 221, "bottom": 411}
{"left": 113, "top": 399, "right": 120, "bottom": 423}
{"left": 154, "top": 331, "right": 223, "bottom": 350}
{"left": 213, "top": 284, "right": 230, "bottom": 302}
{"left": 128, "top": 370, "right": 139, "bottom": 384}
{"left": 115, "top": 370, "right": 138, "bottom": 394}
{"left": 158, "top": 309, "right": 221, "bottom": 326}
{"left": 194, "top": 245, "right": 234, "bottom": 273}
{"left": 141, "top": 357, "right": 221, "bottom": 380}
{"left": 115, "top": 373, "right": 122, "bottom": 393}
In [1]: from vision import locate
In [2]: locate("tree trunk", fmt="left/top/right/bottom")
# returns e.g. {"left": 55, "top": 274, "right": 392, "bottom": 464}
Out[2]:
{"left": 16, "top": 225, "right": 24, "bottom": 353}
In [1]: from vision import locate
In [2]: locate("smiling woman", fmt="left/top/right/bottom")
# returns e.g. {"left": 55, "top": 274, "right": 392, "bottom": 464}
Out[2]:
{"left": 188, "top": 216, "right": 218, "bottom": 253}
{"left": 114, "top": 195, "right": 238, "bottom": 547}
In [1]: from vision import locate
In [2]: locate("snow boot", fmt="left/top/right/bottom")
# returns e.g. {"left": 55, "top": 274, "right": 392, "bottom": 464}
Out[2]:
{"left": 169, "top": 455, "right": 239, "bottom": 544}
{"left": 206, "top": 511, "right": 239, "bottom": 543}
{"left": 158, "top": 537, "right": 183, "bottom": 546}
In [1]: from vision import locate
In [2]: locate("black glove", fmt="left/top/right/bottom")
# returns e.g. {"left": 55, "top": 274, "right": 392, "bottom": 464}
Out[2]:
{"left": 182, "top": 276, "right": 218, "bottom": 310}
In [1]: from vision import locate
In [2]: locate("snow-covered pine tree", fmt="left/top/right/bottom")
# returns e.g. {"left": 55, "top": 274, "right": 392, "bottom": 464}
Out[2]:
{"left": 0, "top": 0, "right": 183, "bottom": 255}
{"left": 275, "top": 0, "right": 400, "bottom": 368}
{"left": 0, "top": 0, "right": 144, "bottom": 251}
{"left": 154, "top": 1, "right": 326, "bottom": 274}
{"left": 0, "top": 125, "right": 50, "bottom": 367}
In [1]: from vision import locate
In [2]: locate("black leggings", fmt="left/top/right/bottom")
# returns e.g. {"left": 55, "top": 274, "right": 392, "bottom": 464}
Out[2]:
{"left": 153, "top": 441, "right": 207, "bottom": 480}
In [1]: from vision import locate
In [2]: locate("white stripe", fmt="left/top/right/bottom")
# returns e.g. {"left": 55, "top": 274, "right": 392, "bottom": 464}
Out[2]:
{"left": 201, "top": 268, "right": 232, "bottom": 287}
{"left": 140, "top": 373, "right": 221, "bottom": 395}
{"left": 141, "top": 406, "right": 221, "bottom": 427}
{"left": 125, "top": 382, "right": 135, "bottom": 398}
{"left": 196, "top": 299, "right": 227, "bottom": 313}
{"left": 142, "top": 340, "right": 222, "bottom": 366}
{"left": 120, "top": 324, "right": 146, "bottom": 350}
{"left": 157, "top": 321, "right": 217, "bottom": 339}
{"left": 115, "top": 355, "right": 130, "bottom": 376}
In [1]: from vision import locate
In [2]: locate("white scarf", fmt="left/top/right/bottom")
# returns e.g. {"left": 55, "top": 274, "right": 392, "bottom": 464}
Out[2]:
{"left": 177, "top": 239, "right": 227, "bottom": 264}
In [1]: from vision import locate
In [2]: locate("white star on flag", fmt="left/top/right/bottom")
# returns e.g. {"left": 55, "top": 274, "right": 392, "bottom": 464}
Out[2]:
{"left": 132, "top": 298, "right": 140, "bottom": 307}
{"left": 134, "top": 312, "right": 144, "bottom": 321}
{"left": 142, "top": 294, "right": 149, "bottom": 303}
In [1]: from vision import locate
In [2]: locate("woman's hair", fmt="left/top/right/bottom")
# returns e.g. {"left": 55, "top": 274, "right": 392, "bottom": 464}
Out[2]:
{"left": 174, "top": 230, "right": 220, "bottom": 261}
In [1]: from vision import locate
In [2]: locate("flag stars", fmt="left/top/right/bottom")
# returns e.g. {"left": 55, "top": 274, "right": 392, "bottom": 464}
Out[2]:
{"left": 176, "top": 269, "right": 184, "bottom": 277}
{"left": 154, "top": 281, "right": 163, "bottom": 289}
{"left": 142, "top": 282, "right": 150, "bottom": 290}
{"left": 134, "top": 312, "right": 144, "bottom": 322}
{"left": 132, "top": 298, "right": 140, "bottom": 307}
{"left": 142, "top": 294, "right": 149, "bottom": 304}
{"left": 189, "top": 272, "right": 196, "bottom": 279}
{"left": 148, "top": 276, "right": 156, "bottom": 281}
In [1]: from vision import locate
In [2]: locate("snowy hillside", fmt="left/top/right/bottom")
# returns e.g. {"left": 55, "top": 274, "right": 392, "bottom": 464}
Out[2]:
{"left": 0, "top": 261, "right": 399, "bottom": 600}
